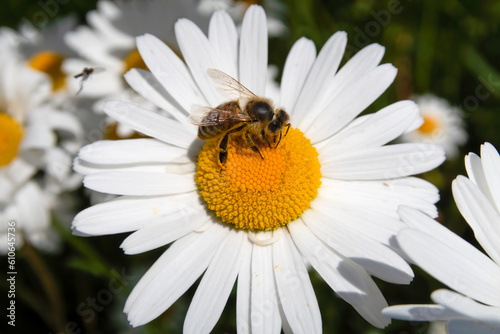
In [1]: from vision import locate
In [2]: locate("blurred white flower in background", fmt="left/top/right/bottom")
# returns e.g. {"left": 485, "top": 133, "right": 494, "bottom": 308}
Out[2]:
{"left": 62, "top": 0, "right": 210, "bottom": 139}
{"left": 64, "top": 0, "right": 209, "bottom": 100}
{"left": 2, "top": 16, "right": 80, "bottom": 105}
{"left": 198, "top": 0, "right": 287, "bottom": 36}
{"left": 400, "top": 94, "right": 467, "bottom": 158}
{"left": 0, "top": 36, "right": 83, "bottom": 253}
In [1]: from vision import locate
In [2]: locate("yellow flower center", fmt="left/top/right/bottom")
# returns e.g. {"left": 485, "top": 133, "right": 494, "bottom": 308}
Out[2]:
{"left": 122, "top": 49, "right": 148, "bottom": 74}
{"left": 0, "top": 113, "right": 23, "bottom": 167}
{"left": 27, "top": 51, "right": 66, "bottom": 91}
{"left": 418, "top": 114, "right": 441, "bottom": 134}
{"left": 196, "top": 127, "right": 322, "bottom": 230}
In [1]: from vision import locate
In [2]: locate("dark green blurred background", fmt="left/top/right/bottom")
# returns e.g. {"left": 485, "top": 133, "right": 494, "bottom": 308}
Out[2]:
{"left": 1, "top": 0, "right": 499, "bottom": 333}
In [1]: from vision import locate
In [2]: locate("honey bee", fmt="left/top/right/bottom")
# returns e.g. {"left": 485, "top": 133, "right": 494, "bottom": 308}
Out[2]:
{"left": 189, "top": 69, "right": 290, "bottom": 166}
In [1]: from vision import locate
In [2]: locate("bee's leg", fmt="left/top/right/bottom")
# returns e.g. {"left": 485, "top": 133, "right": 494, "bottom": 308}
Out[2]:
{"left": 274, "top": 131, "right": 283, "bottom": 148}
{"left": 284, "top": 123, "right": 291, "bottom": 136}
{"left": 260, "top": 129, "right": 272, "bottom": 148}
{"left": 245, "top": 132, "right": 264, "bottom": 159}
{"left": 274, "top": 123, "right": 291, "bottom": 148}
{"left": 218, "top": 125, "right": 245, "bottom": 165}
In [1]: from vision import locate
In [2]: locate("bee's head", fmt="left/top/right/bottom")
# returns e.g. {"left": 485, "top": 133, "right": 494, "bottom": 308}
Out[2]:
{"left": 250, "top": 101, "right": 274, "bottom": 122}
{"left": 269, "top": 108, "right": 289, "bottom": 133}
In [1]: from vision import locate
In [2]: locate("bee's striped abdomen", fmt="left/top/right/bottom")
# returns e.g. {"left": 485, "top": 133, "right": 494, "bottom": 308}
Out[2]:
{"left": 198, "top": 123, "right": 230, "bottom": 140}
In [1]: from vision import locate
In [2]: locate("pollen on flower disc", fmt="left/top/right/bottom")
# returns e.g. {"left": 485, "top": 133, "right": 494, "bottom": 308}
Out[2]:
{"left": 195, "top": 127, "right": 322, "bottom": 230}
{"left": 0, "top": 113, "right": 23, "bottom": 167}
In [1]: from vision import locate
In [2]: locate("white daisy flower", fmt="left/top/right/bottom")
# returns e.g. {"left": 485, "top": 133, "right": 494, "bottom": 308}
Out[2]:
{"left": 400, "top": 94, "right": 467, "bottom": 158}
{"left": 72, "top": 6, "right": 446, "bottom": 332}
{"left": 6, "top": 16, "right": 80, "bottom": 102}
{"left": 383, "top": 142, "right": 500, "bottom": 333}
{"left": 64, "top": 0, "right": 209, "bottom": 99}
{"left": 0, "top": 43, "right": 82, "bottom": 253}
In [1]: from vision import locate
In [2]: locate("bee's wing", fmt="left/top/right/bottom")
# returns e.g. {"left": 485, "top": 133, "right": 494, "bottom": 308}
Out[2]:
{"left": 188, "top": 105, "right": 251, "bottom": 126}
{"left": 91, "top": 66, "right": 106, "bottom": 74}
{"left": 207, "top": 69, "right": 258, "bottom": 103}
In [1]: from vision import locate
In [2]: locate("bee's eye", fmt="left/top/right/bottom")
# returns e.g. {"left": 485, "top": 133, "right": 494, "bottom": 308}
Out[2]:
{"left": 252, "top": 101, "right": 273, "bottom": 122}
{"left": 269, "top": 119, "right": 281, "bottom": 133}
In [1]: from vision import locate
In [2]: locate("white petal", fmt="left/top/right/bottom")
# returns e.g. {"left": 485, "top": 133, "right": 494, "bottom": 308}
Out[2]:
{"left": 208, "top": 10, "right": 238, "bottom": 79}
{"left": 3, "top": 158, "right": 36, "bottom": 188}
{"left": 0, "top": 175, "right": 14, "bottom": 202}
{"left": 86, "top": 7, "right": 133, "bottom": 47}
{"left": 273, "top": 228, "right": 322, "bottom": 334}
{"left": 125, "top": 223, "right": 229, "bottom": 327}
{"left": 304, "top": 43, "right": 385, "bottom": 132}
{"left": 21, "top": 122, "right": 56, "bottom": 152}
{"left": 279, "top": 37, "right": 316, "bottom": 114}
{"left": 431, "top": 290, "right": 500, "bottom": 326}
{"left": 44, "top": 147, "right": 72, "bottom": 184}
{"left": 103, "top": 100, "right": 195, "bottom": 148}
{"left": 136, "top": 34, "right": 206, "bottom": 113}
{"left": 320, "top": 177, "right": 439, "bottom": 219}
{"left": 465, "top": 152, "right": 494, "bottom": 204}
{"left": 347, "top": 263, "right": 391, "bottom": 328}
{"left": 292, "top": 31, "right": 347, "bottom": 126}
{"left": 120, "top": 211, "right": 209, "bottom": 255}
{"left": 304, "top": 64, "right": 398, "bottom": 143}
{"left": 124, "top": 69, "right": 193, "bottom": 128}
{"left": 316, "top": 100, "right": 420, "bottom": 157}
{"left": 176, "top": 18, "right": 223, "bottom": 107}
{"left": 236, "top": 238, "right": 253, "bottom": 334}
{"left": 251, "top": 243, "right": 281, "bottom": 334}
{"left": 184, "top": 229, "right": 249, "bottom": 334}
{"left": 78, "top": 139, "right": 190, "bottom": 165}
{"left": 447, "top": 319, "right": 500, "bottom": 334}
{"left": 301, "top": 208, "right": 413, "bottom": 284}
{"left": 310, "top": 194, "right": 406, "bottom": 247}
{"left": 72, "top": 193, "right": 198, "bottom": 236}
{"left": 64, "top": 27, "right": 120, "bottom": 67}
{"left": 287, "top": 219, "right": 369, "bottom": 305}
{"left": 83, "top": 171, "right": 196, "bottom": 196}
{"left": 452, "top": 176, "right": 500, "bottom": 265}
{"left": 327, "top": 43, "right": 385, "bottom": 93}
{"left": 239, "top": 5, "right": 267, "bottom": 95}
{"left": 321, "top": 143, "right": 445, "bottom": 180}
{"left": 396, "top": 210, "right": 500, "bottom": 306}
{"left": 382, "top": 304, "right": 461, "bottom": 321}
{"left": 74, "top": 157, "right": 196, "bottom": 176}
{"left": 47, "top": 109, "right": 83, "bottom": 140}
{"left": 14, "top": 181, "right": 50, "bottom": 233}
{"left": 481, "top": 143, "right": 500, "bottom": 212}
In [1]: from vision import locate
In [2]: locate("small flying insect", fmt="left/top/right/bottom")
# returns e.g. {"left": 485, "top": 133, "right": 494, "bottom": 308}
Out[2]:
{"left": 189, "top": 69, "right": 290, "bottom": 166}
{"left": 74, "top": 67, "right": 105, "bottom": 95}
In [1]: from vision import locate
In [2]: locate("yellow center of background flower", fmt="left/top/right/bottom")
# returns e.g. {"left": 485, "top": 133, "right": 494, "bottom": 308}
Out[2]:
{"left": 28, "top": 51, "right": 66, "bottom": 91}
{"left": 418, "top": 114, "right": 441, "bottom": 134}
{"left": 196, "top": 128, "right": 321, "bottom": 230}
{"left": 0, "top": 113, "right": 23, "bottom": 167}
{"left": 123, "top": 49, "right": 148, "bottom": 74}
